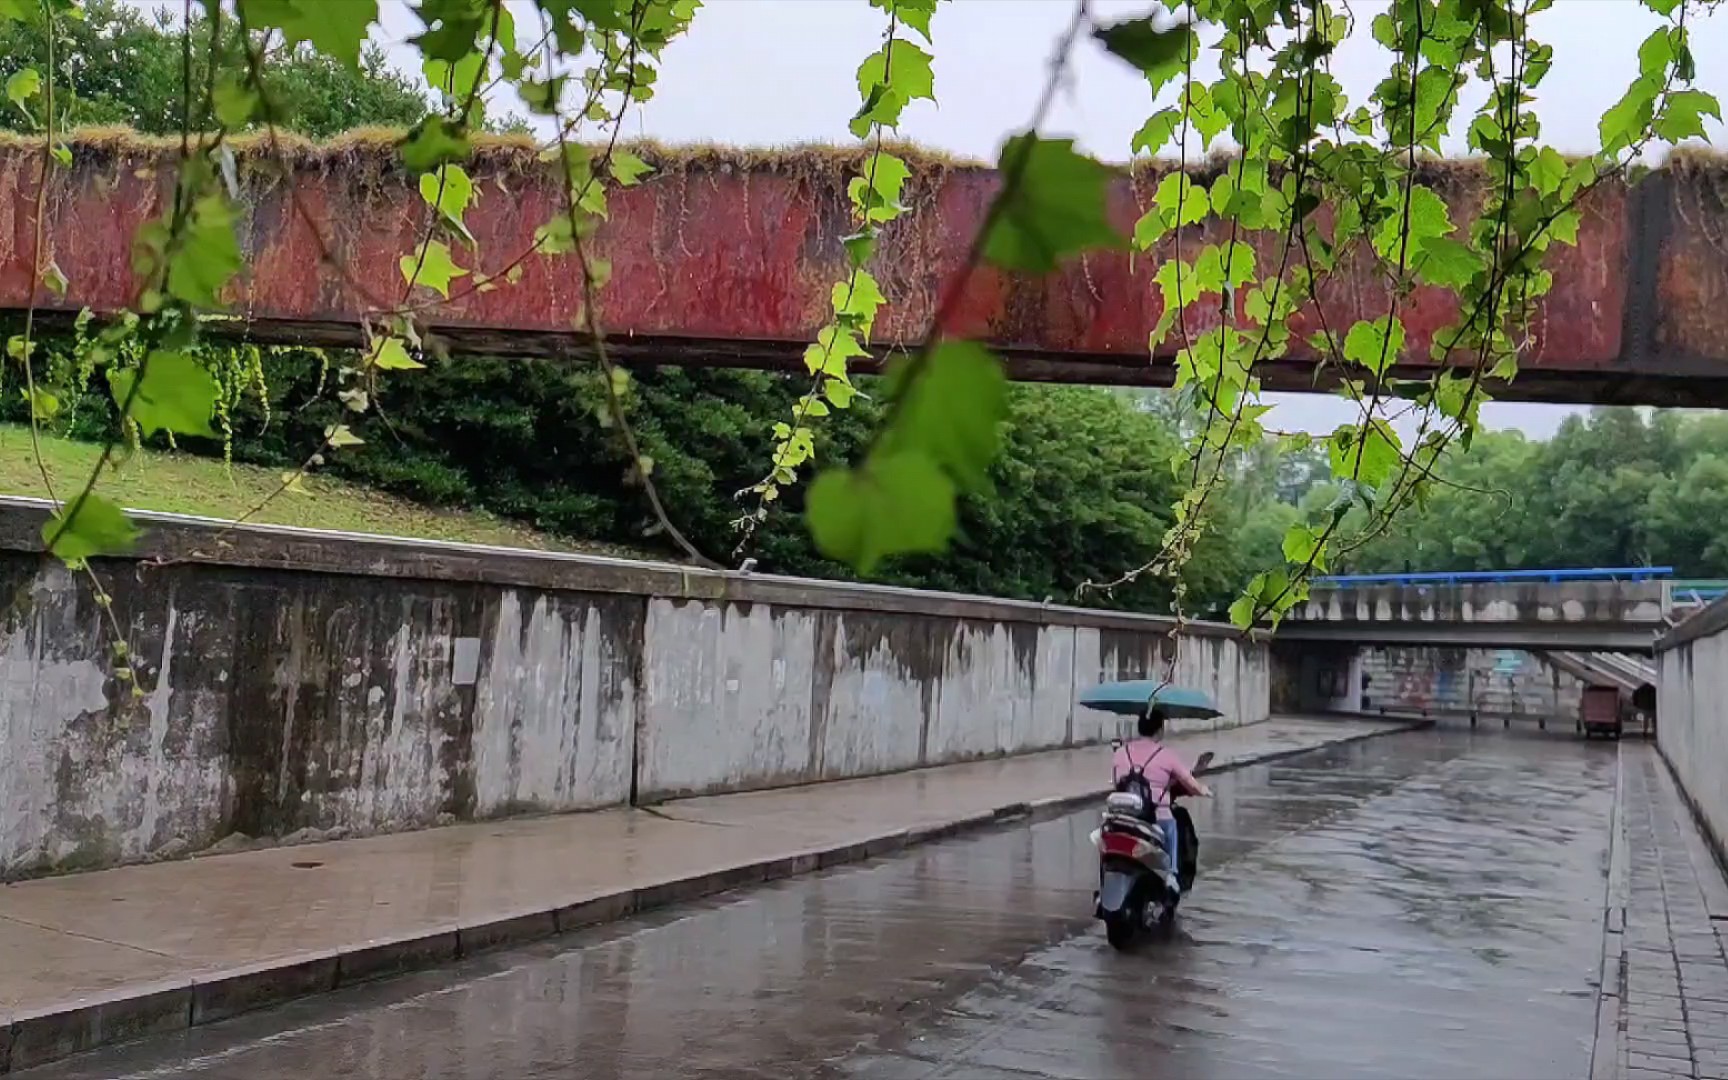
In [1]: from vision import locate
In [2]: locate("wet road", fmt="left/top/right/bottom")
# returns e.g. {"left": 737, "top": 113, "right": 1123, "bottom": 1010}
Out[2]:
{"left": 27, "top": 729, "right": 1617, "bottom": 1080}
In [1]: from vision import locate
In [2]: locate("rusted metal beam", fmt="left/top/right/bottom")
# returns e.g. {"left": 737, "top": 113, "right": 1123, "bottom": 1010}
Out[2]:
{"left": 5, "top": 135, "right": 1728, "bottom": 405}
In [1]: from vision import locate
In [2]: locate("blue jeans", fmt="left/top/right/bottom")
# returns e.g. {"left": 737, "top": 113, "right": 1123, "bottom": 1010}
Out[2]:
{"left": 1159, "top": 817, "right": 1180, "bottom": 886}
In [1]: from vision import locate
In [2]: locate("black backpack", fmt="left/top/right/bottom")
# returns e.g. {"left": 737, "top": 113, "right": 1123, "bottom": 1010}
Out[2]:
{"left": 1113, "top": 744, "right": 1166, "bottom": 817}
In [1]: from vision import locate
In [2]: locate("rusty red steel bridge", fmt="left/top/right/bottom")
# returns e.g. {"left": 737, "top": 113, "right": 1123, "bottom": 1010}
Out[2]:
{"left": 4, "top": 136, "right": 1728, "bottom": 406}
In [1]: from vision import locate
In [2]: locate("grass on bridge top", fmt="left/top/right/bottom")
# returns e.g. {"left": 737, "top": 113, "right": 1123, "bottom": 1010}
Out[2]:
{"left": 0, "top": 424, "right": 646, "bottom": 557}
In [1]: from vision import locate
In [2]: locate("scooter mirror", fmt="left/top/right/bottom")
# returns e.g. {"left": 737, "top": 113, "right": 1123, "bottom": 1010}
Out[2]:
{"left": 1194, "top": 750, "right": 1215, "bottom": 771}
{"left": 1111, "top": 738, "right": 1124, "bottom": 751}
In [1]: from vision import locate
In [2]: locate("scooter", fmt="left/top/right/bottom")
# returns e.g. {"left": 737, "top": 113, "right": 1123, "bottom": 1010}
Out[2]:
{"left": 1091, "top": 748, "right": 1213, "bottom": 950}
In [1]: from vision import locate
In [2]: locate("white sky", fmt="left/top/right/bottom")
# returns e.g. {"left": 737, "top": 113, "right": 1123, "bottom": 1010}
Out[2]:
{"left": 367, "top": 0, "right": 1728, "bottom": 439}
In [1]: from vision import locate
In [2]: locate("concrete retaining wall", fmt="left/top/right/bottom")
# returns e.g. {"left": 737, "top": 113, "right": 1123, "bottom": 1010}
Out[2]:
{"left": 1275, "top": 643, "right": 1586, "bottom": 719}
{"left": 1656, "top": 600, "right": 1728, "bottom": 866}
{"left": 0, "top": 501, "right": 1268, "bottom": 877}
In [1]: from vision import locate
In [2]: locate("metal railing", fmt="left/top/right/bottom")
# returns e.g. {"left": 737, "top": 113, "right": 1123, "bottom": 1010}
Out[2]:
{"left": 1313, "top": 567, "right": 1675, "bottom": 588}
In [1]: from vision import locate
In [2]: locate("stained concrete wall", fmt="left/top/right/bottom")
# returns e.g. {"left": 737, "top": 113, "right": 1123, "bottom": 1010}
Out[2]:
{"left": 0, "top": 501, "right": 1269, "bottom": 877}
{"left": 1656, "top": 600, "right": 1728, "bottom": 866}
{"left": 1283, "top": 581, "right": 1668, "bottom": 650}
{"left": 1276, "top": 643, "right": 1586, "bottom": 720}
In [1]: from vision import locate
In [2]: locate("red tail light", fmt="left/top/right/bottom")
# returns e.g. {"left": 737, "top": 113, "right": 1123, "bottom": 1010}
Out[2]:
{"left": 1101, "top": 832, "right": 1144, "bottom": 859}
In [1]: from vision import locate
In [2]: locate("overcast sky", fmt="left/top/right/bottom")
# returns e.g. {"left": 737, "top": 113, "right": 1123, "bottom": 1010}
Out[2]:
{"left": 363, "top": 0, "right": 1728, "bottom": 440}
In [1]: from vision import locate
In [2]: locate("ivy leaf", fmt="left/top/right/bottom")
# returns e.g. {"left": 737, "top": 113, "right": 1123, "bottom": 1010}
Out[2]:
{"left": 1228, "top": 592, "right": 1258, "bottom": 629}
{"left": 848, "top": 152, "right": 910, "bottom": 224}
{"left": 1414, "top": 237, "right": 1482, "bottom": 289}
{"left": 868, "top": 0, "right": 938, "bottom": 42}
{"left": 22, "top": 385, "right": 59, "bottom": 421}
{"left": 1600, "top": 79, "right": 1659, "bottom": 154}
{"left": 984, "top": 136, "right": 1122, "bottom": 272}
{"left": 1094, "top": 16, "right": 1191, "bottom": 84}
{"left": 1131, "top": 108, "right": 1181, "bottom": 156}
{"left": 851, "top": 39, "right": 936, "bottom": 136}
{"left": 609, "top": 150, "right": 654, "bottom": 186}
{"left": 108, "top": 350, "right": 219, "bottom": 439}
{"left": 1546, "top": 208, "right": 1583, "bottom": 247}
{"left": 163, "top": 195, "right": 242, "bottom": 308}
{"left": 879, "top": 340, "right": 1007, "bottom": 491}
{"left": 1328, "top": 419, "right": 1402, "bottom": 488}
{"left": 807, "top": 453, "right": 956, "bottom": 574}
{"left": 1656, "top": 89, "right": 1721, "bottom": 143}
{"left": 325, "top": 424, "right": 365, "bottom": 448}
{"left": 1530, "top": 146, "right": 1568, "bottom": 196}
{"left": 399, "top": 116, "right": 470, "bottom": 173}
{"left": 803, "top": 325, "right": 868, "bottom": 377}
{"left": 368, "top": 337, "right": 424, "bottom": 371}
{"left": 1133, "top": 207, "right": 1168, "bottom": 252}
{"left": 1374, "top": 185, "right": 1451, "bottom": 264}
{"left": 419, "top": 164, "right": 475, "bottom": 242}
{"left": 824, "top": 377, "right": 858, "bottom": 409}
{"left": 1281, "top": 523, "right": 1329, "bottom": 572}
{"left": 832, "top": 270, "right": 887, "bottom": 339}
{"left": 1342, "top": 316, "right": 1406, "bottom": 377}
{"left": 400, "top": 239, "right": 468, "bottom": 299}
{"left": 43, "top": 492, "right": 138, "bottom": 565}
{"left": 1192, "top": 241, "right": 1256, "bottom": 296}
{"left": 6, "top": 66, "right": 40, "bottom": 110}
{"left": 236, "top": 0, "right": 377, "bottom": 70}
{"left": 213, "top": 75, "right": 260, "bottom": 129}
{"left": 1153, "top": 172, "right": 1209, "bottom": 228}
{"left": 1643, "top": 0, "right": 1682, "bottom": 13}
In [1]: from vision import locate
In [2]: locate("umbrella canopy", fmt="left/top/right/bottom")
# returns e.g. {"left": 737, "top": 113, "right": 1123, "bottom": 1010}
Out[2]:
{"left": 1078, "top": 680, "right": 1222, "bottom": 719}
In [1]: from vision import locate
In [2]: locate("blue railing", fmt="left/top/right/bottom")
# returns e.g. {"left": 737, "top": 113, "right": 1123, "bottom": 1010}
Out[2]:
{"left": 1314, "top": 567, "right": 1675, "bottom": 587}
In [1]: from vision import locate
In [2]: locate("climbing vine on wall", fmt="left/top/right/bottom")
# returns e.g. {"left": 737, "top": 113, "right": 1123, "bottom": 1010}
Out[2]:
{"left": 0, "top": 0, "right": 1721, "bottom": 690}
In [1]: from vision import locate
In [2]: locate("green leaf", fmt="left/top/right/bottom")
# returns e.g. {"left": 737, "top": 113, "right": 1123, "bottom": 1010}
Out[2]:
{"left": 1638, "top": 26, "right": 1676, "bottom": 81}
{"left": 22, "top": 385, "right": 59, "bottom": 421}
{"left": 803, "top": 326, "right": 868, "bottom": 376}
{"left": 1327, "top": 419, "right": 1402, "bottom": 488}
{"left": 851, "top": 39, "right": 936, "bottom": 136}
{"left": 325, "top": 424, "right": 365, "bottom": 448}
{"left": 1600, "top": 79, "right": 1659, "bottom": 154}
{"left": 1094, "top": 16, "right": 1190, "bottom": 79}
{"left": 419, "top": 164, "right": 474, "bottom": 241}
{"left": 1656, "top": 89, "right": 1721, "bottom": 143}
{"left": 609, "top": 150, "right": 654, "bottom": 186}
{"left": 43, "top": 492, "right": 138, "bottom": 565}
{"left": 1227, "top": 592, "right": 1258, "bottom": 629}
{"left": 1530, "top": 147, "right": 1568, "bottom": 196}
{"left": 368, "top": 337, "right": 424, "bottom": 371}
{"left": 1374, "top": 185, "right": 1452, "bottom": 264}
{"left": 868, "top": 0, "right": 937, "bottom": 42}
{"left": 107, "top": 350, "right": 219, "bottom": 438}
{"left": 1153, "top": 171, "right": 1209, "bottom": 228}
{"left": 879, "top": 340, "right": 1008, "bottom": 490}
{"left": 1183, "top": 81, "right": 1228, "bottom": 148}
{"left": 1414, "top": 237, "right": 1482, "bottom": 289}
{"left": 808, "top": 453, "right": 957, "bottom": 574}
{"left": 848, "top": 152, "right": 911, "bottom": 224}
{"left": 237, "top": 0, "right": 377, "bottom": 69}
{"left": 1133, "top": 208, "right": 1168, "bottom": 252}
{"left": 832, "top": 270, "right": 887, "bottom": 339}
{"left": 1192, "top": 241, "right": 1255, "bottom": 296}
{"left": 1281, "top": 523, "right": 1328, "bottom": 572}
{"left": 400, "top": 239, "right": 468, "bottom": 299}
{"left": 824, "top": 377, "right": 857, "bottom": 409}
{"left": 1131, "top": 109, "right": 1181, "bottom": 156}
{"left": 842, "top": 230, "right": 876, "bottom": 267}
{"left": 6, "top": 66, "right": 40, "bottom": 110}
{"left": 213, "top": 75, "right": 260, "bottom": 129}
{"left": 399, "top": 117, "right": 470, "bottom": 173}
{"left": 983, "top": 136, "right": 1122, "bottom": 273}
{"left": 164, "top": 195, "right": 243, "bottom": 308}
{"left": 1342, "top": 316, "right": 1406, "bottom": 377}
{"left": 1547, "top": 208, "right": 1582, "bottom": 247}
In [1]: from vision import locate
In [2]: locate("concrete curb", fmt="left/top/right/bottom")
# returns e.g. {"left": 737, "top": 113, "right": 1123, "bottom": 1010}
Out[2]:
{"left": 1590, "top": 745, "right": 1630, "bottom": 1080}
{"left": 0, "top": 720, "right": 1421, "bottom": 1074}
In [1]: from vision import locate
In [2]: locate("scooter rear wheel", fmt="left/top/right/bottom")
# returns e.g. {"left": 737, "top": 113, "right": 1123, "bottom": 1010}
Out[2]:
{"left": 1104, "top": 908, "right": 1141, "bottom": 950}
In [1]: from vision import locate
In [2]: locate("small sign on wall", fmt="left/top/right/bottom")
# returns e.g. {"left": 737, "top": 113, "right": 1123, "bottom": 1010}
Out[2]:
{"left": 452, "top": 637, "right": 481, "bottom": 686}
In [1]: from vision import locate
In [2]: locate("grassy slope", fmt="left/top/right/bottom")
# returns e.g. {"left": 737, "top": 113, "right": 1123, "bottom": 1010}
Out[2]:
{"left": 0, "top": 425, "right": 645, "bottom": 557}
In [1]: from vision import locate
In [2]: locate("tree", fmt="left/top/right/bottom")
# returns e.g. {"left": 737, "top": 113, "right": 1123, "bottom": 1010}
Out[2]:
{"left": 0, "top": 0, "right": 426, "bottom": 138}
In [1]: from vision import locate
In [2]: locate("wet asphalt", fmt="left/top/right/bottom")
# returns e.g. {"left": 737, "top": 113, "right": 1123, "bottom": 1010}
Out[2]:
{"left": 24, "top": 727, "right": 1618, "bottom": 1080}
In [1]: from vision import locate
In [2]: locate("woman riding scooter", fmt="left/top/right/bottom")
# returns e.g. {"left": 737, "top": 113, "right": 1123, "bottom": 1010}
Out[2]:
{"left": 1110, "top": 704, "right": 1211, "bottom": 894}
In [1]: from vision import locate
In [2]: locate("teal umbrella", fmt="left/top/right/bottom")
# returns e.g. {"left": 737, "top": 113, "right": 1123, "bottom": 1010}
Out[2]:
{"left": 1078, "top": 680, "right": 1222, "bottom": 719}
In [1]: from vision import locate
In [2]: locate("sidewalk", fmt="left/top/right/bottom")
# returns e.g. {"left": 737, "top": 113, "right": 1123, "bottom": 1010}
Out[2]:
{"left": 0, "top": 714, "right": 1413, "bottom": 1072}
{"left": 1599, "top": 744, "right": 1728, "bottom": 1080}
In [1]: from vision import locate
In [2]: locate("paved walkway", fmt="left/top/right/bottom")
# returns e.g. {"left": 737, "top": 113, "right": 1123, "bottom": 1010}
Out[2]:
{"left": 0, "top": 715, "right": 1409, "bottom": 1072}
{"left": 1606, "top": 746, "right": 1728, "bottom": 1080}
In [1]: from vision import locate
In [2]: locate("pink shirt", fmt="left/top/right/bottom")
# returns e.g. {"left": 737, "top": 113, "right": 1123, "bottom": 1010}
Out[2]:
{"left": 1110, "top": 738, "right": 1200, "bottom": 820}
